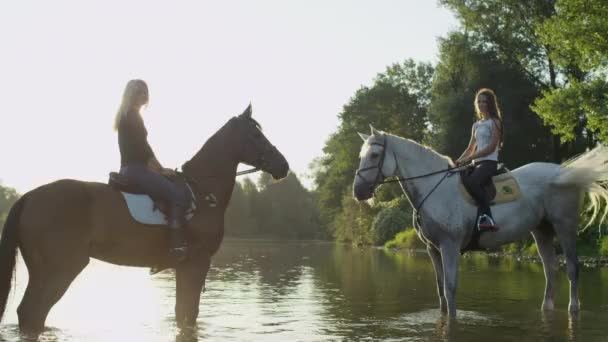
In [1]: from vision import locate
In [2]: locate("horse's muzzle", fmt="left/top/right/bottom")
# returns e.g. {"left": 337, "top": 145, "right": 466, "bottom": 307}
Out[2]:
{"left": 353, "top": 182, "right": 373, "bottom": 201}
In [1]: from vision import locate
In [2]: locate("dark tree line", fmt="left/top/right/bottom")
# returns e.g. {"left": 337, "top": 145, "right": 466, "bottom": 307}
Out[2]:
{"left": 224, "top": 172, "right": 325, "bottom": 239}
{"left": 0, "top": 183, "right": 19, "bottom": 232}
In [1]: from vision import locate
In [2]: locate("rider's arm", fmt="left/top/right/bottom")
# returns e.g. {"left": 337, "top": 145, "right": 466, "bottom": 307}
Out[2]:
{"left": 456, "top": 124, "right": 477, "bottom": 163}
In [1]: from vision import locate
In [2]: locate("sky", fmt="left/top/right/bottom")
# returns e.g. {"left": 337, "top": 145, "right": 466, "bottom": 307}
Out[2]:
{"left": 0, "top": 1, "right": 458, "bottom": 194}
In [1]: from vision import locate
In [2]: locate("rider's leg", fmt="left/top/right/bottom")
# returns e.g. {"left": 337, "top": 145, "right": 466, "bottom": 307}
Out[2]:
{"left": 463, "top": 160, "right": 498, "bottom": 231}
{"left": 120, "top": 163, "right": 190, "bottom": 260}
{"left": 168, "top": 204, "right": 188, "bottom": 262}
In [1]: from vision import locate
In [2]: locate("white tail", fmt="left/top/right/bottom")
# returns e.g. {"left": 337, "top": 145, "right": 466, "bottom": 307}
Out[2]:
{"left": 552, "top": 145, "right": 608, "bottom": 227}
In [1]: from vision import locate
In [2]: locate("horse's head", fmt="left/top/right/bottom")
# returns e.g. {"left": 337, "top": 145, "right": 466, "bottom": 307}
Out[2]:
{"left": 353, "top": 125, "right": 396, "bottom": 200}
{"left": 232, "top": 104, "right": 289, "bottom": 180}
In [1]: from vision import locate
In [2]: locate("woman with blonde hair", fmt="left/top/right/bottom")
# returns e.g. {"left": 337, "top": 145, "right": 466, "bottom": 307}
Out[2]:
{"left": 115, "top": 79, "right": 189, "bottom": 261}
{"left": 456, "top": 88, "right": 503, "bottom": 231}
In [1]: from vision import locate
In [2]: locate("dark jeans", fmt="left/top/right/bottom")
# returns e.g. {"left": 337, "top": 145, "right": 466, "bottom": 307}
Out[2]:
{"left": 120, "top": 163, "right": 188, "bottom": 208}
{"left": 463, "top": 160, "right": 498, "bottom": 217}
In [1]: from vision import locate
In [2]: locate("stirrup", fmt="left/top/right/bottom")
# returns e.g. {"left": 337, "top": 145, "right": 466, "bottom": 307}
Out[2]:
{"left": 477, "top": 214, "right": 499, "bottom": 232}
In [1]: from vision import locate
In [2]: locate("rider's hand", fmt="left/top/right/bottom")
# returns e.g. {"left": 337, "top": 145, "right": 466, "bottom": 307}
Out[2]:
{"left": 455, "top": 158, "right": 469, "bottom": 166}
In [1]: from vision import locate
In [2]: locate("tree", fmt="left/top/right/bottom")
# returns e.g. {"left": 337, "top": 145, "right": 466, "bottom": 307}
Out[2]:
{"left": 225, "top": 173, "right": 323, "bottom": 239}
{"left": 533, "top": 0, "right": 608, "bottom": 143}
{"left": 225, "top": 178, "right": 259, "bottom": 237}
{"left": 313, "top": 60, "right": 434, "bottom": 240}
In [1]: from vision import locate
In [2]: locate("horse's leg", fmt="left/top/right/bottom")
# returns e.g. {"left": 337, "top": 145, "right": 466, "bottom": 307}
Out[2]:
{"left": 440, "top": 240, "right": 460, "bottom": 317}
{"left": 17, "top": 258, "right": 89, "bottom": 333}
{"left": 427, "top": 244, "right": 446, "bottom": 312}
{"left": 553, "top": 221, "right": 580, "bottom": 312}
{"left": 545, "top": 188, "right": 581, "bottom": 313}
{"left": 531, "top": 221, "right": 558, "bottom": 311}
{"left": 175, "top": 255, "right": 211, "bottom": 329}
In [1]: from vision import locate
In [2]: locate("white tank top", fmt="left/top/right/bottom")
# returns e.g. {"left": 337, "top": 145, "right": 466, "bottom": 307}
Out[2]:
{"left": 473, "top": 118, "right": 499, "bottom": 162}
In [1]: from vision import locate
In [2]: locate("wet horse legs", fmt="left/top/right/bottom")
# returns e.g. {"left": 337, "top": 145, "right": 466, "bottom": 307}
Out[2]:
{"left": 531, "top": 222, "right": 558, "bottom": 311}
{"left": 426, "top": 244, "right": 447, "bottom": 312}
{"left": 17, "top": 259, "right": 89, "bottom": 334}
{"left": 175, "top": 255, "right": 211, "bottom": 329}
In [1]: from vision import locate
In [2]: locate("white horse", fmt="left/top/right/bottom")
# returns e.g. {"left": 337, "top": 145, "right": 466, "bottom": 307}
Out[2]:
{"left": 353, "top": 126, "right": 608, "bottom": 317}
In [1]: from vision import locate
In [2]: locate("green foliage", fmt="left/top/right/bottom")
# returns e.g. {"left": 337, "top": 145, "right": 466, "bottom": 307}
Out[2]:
{"left": 439, "top": 0, "right": 557, "bottom": 88}
{"left": 534, "top": 0, "right": 608, "bottom": 144}
{"left": 538, "top": 0, "right": 608, "bottom": 72}
{"left": 384, "top": 228, "right": 425, "bottom": 250}
{"left": 523, "top": 243, "right": 539, "bottom": 257}
{"left": 312, "top": 59, "right": 434, "bottom": 241}
{"left": 600, "top": 236, "right": 608, "bottom": 257}
{"left": 501, "top": 241, "right": 524, "bottom": 255}
{"left": 331, "top": 194, "right": 378, "bottom": 245}
{"left": 371, "top": 206, "right": 409, "bottom": 246}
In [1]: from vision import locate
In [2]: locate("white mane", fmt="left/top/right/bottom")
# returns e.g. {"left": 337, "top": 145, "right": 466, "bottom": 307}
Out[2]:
{"left": 386, "top": 134, "right": 453, "bottom": 167}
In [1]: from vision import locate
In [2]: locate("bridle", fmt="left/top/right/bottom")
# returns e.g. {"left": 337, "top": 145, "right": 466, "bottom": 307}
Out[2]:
{"left": 238, "top": 143, "right": 280, "bottom": 176}
{"left": 237, "top": 118, "right": 281, "bottom": 176}
{"left": 355, "top": 135, "right": 389, "bottom": 188}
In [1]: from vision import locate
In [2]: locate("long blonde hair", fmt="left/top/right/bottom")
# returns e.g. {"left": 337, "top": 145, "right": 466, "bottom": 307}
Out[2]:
{"left": 113, "top": 79, "right": 149, "bottom": 130}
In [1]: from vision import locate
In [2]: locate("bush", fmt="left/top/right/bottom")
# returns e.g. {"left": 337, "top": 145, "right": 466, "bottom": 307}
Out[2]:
{"left": 600, "top": 236, "right": 608, "bottom": 257}
{"left": 385, "top": 228, "right": 426, "bottom": 249}
{"left": 502, "top": 242, "right": 523, "bottom": 255}
{"left": 372, "top": 206, "right": 410, "bottom": 245}
{"left": 523, "top": 243, "right": 538, "bottom": 257}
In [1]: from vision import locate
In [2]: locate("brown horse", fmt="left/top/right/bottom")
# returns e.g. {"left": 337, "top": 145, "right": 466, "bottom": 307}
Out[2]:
{"left": 0, "top": 105, "right": 289, "bottom": 333}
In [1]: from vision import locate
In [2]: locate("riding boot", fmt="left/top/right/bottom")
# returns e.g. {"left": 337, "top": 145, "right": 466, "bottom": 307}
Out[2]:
{"left": 169, "top": 205, "right": 189, "bottom": 263}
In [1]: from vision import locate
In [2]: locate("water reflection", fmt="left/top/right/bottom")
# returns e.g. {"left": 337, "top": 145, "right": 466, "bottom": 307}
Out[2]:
{"left": 1, "top": 240, "right": 607, "bottom": 341}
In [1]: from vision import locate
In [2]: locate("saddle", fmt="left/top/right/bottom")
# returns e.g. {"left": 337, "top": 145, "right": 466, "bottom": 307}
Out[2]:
{"left": 459, "top": 164, "right": 521, "bottom": 205}
{"left": 459, "top": 164, "right": 521, "bottom": 254}
{"left": 108, "top": 172, "right": 205, "bottom": 225}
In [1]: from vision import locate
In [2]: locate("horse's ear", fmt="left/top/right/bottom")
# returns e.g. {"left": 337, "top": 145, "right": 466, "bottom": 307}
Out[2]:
{"left": 370, "top": 125, "right": 380, "bottom": 136}
{"left": 358, "top": 132, "right": 370, "bottom": 141}
{"left": 240, "top": 103, "right": 252, "bottom": 118}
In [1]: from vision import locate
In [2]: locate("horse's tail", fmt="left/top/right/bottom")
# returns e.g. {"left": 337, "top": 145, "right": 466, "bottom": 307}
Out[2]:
{"left": 0, "top": 195, "right": 26, "bottom": 323}
{"left": 552, "top": 145, "right": 608, "bottom": 228}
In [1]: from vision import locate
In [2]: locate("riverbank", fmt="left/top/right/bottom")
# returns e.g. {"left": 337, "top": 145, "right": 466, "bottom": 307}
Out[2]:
{"left": 386, "top": 247, "right": 608, "bottom": 268}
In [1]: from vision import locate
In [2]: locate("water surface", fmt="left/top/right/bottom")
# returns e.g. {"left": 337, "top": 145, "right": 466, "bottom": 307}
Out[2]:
{"left": 1, "top": 239, "right": 607, "bottom": 341}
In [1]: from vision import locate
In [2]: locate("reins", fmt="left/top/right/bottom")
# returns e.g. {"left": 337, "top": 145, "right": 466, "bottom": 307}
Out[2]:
{"left": 379, "top": 164, "right": 462, "bottom": 184}
{"left": 236, "top": 167, "right": 260, "bottom": 176}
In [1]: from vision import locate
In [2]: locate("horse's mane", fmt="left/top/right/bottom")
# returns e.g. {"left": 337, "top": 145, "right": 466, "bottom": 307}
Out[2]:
{"left": 181, "top": 115, "right": 262, "bottom": 175}
{"left": 386, "top": 134, "right": 453, "bottom": 167}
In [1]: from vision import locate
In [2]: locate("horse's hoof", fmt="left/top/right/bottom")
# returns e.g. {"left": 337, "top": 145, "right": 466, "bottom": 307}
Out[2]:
{"left": 542, "top": 300, "right": 554, "bottom": 311}
{"left": 568, "top": 303, "right": 580, "bottom": 313}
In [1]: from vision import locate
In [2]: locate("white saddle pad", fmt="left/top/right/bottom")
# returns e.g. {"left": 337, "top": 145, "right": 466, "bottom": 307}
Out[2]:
{"left": 121, "top": 185, "right": 197, "bottom": 226}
